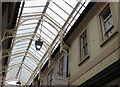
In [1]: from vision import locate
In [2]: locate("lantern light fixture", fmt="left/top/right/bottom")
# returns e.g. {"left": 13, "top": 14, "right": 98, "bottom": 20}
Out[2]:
{"left": 35, "top": 39, "right": 43, "bottom": 50}
{"left": 35, "top": 21, "right": 43, "bottom": 51}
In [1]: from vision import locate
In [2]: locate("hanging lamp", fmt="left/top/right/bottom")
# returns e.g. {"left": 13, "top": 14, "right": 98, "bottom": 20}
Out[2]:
{"left": 35, "top": 21, "right": 43, "bottom": 50}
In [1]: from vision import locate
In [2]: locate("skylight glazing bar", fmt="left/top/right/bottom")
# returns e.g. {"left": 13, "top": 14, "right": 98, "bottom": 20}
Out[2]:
{"left": 13, "top": 46, "right": 27, "bottom": 50}
{"left": 16, "top": 34, "right": 34, "bottom": 39}
{"left": 11, "top": 55, "right": 24, "bottom": 60}
{"left": 48, "top": 7, "right": 66, "bottom": 21}
{"left": 41, "top": 24, "right": 56, "bottom": 36}
{"left": 13, "top": 42, "right": 28, "bottom": 47}
{"left": 21, "top": 22, "right": 37, "bottom": 26}
{"left": 22, "top": 12, "right": 42, "bottom": 15}
{"left": 30, "top": 47, "right": 43, "bottom": 57}
{"left": 45, "top": 15, "right": 61, "bottom": 29}
{"left": 9, "top": 60, "right": 23, "bottom": 65}
{"left": 24, "top": 62, "right": 35, "bottom": 71}
{"left": 25, "top": 57, "right": 38, "bottom": 65}
{"left": 12, "top": 49, "right": 27, "bottom": 54}
{"left": 8, "top": 63, "right": 21, "bottom": 67}
{"left": 39, "top": 30, "right": 54, "bottom": 41}
{"left": 17, "top": 31, "right": 33, "bottom": 35}
{"left": 45, "top": 13, "right": 62, "bottom": 27}
{"left": 51, "top": 1, "right": 69, "bottom": 15}
{"left": 29, "top": 51, "right": 42, "bottom": 61}
{"left": 28, "top": 52, "right": 41, "bottom": 61}
{"left": 63, "top": 0, "right": 74, "bottom": 9}
{"left": 21, "top": 14, "right": 42, "bottom": 18}
{"left": 11, "top": 51, "right": 26, "bottom": 56}
{"left": 18, "top": 27, "right": 36, "bottom": 31}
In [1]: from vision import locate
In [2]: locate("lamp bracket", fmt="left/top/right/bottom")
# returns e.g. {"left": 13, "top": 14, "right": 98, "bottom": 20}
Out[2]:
{"left": 60, "top": 40, "right": 70, "bottom": 54}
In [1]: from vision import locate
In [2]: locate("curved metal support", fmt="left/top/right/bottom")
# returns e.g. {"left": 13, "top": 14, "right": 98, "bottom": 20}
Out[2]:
{"left": 2, "top": 29, "right": 16, "bottom": 42}
{"left": 2, "top": 51, "right": 27, "bottom": 60}
{"left": 19, "top": 16, "right": 60, "bottom": 33}
{"left": 8, "top": 63, "right": 22, "bottom": 68}
{"left": 10, "top": 55, "right": 39, "bottom": 64}
{"left": 44, "top": 14, "right": 61, "bottom": 29}
{"left": 8, "top": 62, "right": 34, "bottom": 73}
{"left": 13, "top": 37, "right": 49, "bottom": 49}
{"left": 8, "top": 65, "right": 33, "bottom": 74}
{"left": 2, "top": 36, "right": 14, "bottom": 42}
{"left": 0, "top": 64, "right": 33, "bottom": 76}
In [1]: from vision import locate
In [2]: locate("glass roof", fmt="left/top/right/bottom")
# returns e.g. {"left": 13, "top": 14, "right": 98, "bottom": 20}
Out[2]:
{"left": 5, "top": 0, "right": 91, "bottom": 85}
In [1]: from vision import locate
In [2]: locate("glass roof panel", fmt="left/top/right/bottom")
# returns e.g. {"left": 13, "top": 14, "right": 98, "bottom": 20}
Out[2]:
{"left": 16, "top": 32, "right": 34, "bottom": 37}
{"left": 10, "top": 57, "right": 23, "bottom": 63}
{"left": 13, "top": 45, "right": 28, "bottom": 50}
{"left": 50, "top": 1, "right": 69, "bottom": 20}
{"left": 9, "top": 60, "right": 22, "bottom": 66}
{"left": 12, "top": 49, "right": 27, "bottom": 55}
{"left": 14, "top": 39, "right": 30, "bottom": 45}
{"left": 18, "top": 25, "right": 37, "bottom": 31}
{"left": 11, "top": 52, "right": 26, "bottom": 58}
{"left": 46, "top": 8, "right": 65, "bottom": 26}
{"left": 22, "top": 7, "right": 44, "bottom": 14}
{"left": 12, "top": 46, "right": 27, "bottom": 51}
{"left": 23, "top": 60, "right": 35, "bottom": 70}
{"left": 41, "top": 22, "right": 58, "bottom": 35}
{"left": 9, "top": 62, "right": 22, "bottom": 67}
{"left": 29, "top": 49, "right": 42, "bottom": 60}
{"left": 19, "top": 68, "right": 32, "bottom": 83}
{"left": 17, "top": 28, "right": 35, "bottom": 34}
{"left": 25, "top": 58, "right": 37, "bottom": 67}
{"left": 21, "top": 20, "right": 38, "bottom": 24}
{"left": 26, "top": 53, "right": 39, "bottom": 63}
{"left": 6, "top": 67, "right": 19, "bottom": 80}
{"left": 23, "top": 0, "right": 47, "bottom": 7}
{"left": 63, "top": 0, "right": 77, "bottom": 8}
{"left": 16, "top": 36, "right": 32, "bottom": 41}
{"left": 5, "top": 0, "right": 91, "bottom": 85}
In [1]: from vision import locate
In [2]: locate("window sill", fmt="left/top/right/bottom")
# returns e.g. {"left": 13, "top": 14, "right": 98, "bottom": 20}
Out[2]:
{"left": 78, "top": 55, "right": 90, "bottom": 66}
{"left": 100, "top": 31, "right": 118, "bottom": 47}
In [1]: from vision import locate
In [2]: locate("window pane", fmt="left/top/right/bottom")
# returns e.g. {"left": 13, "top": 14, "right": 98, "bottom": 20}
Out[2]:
{"left": 81, "top": 30, "right": 88, "bottom": 59}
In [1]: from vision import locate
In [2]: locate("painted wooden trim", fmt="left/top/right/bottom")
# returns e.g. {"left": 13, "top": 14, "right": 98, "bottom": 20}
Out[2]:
{"left": 97, "top": 3, "right": 118, "bottom": 47}
{"left": 109, "top": 3, "right": 118, "bottom": 31}
{"left": 69, "top": 38, "right": 120, "bottom": 84}
{"left": 78, "top": 26, "right": 90, "bottom": 66}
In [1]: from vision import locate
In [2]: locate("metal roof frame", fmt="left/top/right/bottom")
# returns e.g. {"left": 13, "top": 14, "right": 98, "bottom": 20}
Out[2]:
{"left": 3, "top": 0, "right": 91, "bottom": 85}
